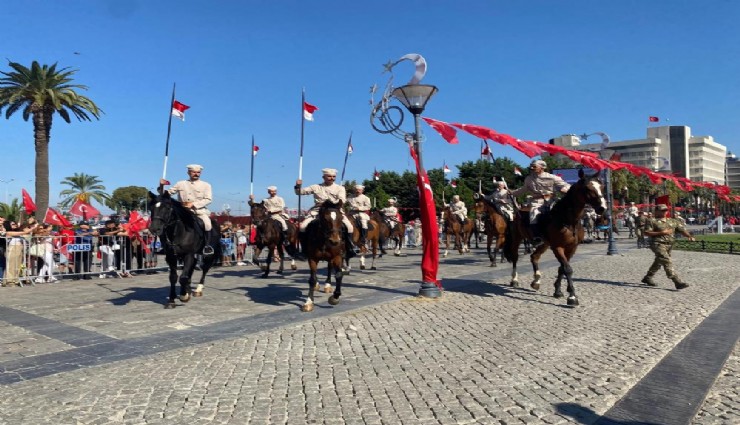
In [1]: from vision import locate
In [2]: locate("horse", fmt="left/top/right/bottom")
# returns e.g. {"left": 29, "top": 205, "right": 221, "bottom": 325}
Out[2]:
{"left": 148, "top": 191, "right": 221, "bottom": 309}
{"left": 369, "top": 210, "right": 398, "bottom": 256}
{"left": 441, "top": 205, "right": 474, "bottom": 257}
{"left": 582, "top": 213, "right": 597, "bottom": 240}
{"left": 249, "top": 201, "right": 299, "bottom": 277}
{"left": 502, "top": 169, "right": 606, "bottom": 306}
{"left": 388, "top": 220, "right": 405, "bottom": 255}
{"left": 473, "top": 197, "right": 508, "bottom": 267}
{"left": 349, "top": 215, "right": 383, "bottom": 270}
{"left": 624, "top": 214, "right": 636, "bottom": 239}
{"left": 300, "top": 200, "right": 347, "bottom": 312}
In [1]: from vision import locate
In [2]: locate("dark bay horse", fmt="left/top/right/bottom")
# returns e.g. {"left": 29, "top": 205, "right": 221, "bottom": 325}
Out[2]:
{"left": 250, "top": 201, "right": 299, "bottom": 277}
{"left": 473, "top": 197, "right": 508, "bottom": 267}
{"left": 349, "top": 216, "right": 382, "bottom": 270}
{"left": 148, "top": 191, "right": 221, "bottom": 308}
{"left": 503, "top": 169, "right": 606, "bottom": 306}
{"left": 301, "top": 200, "right": 346, "bottom": 312}
{"left": 441, "top": 205, "right": 474, "bottom": 257}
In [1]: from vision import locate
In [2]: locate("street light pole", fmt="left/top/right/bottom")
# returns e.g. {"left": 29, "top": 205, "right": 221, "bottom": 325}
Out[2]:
{"left": 581, "top": 133, "right": 618, "bottom": 255}
{"left": 0, "top": 179, "right": 15, "bottom": 204}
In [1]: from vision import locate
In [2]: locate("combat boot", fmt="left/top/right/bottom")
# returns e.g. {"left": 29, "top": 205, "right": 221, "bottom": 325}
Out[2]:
{"left": 641, "top": 275, "right": 657, "bottom": 287}
{"left": 672, "top": 278, "right": 689, "bottom": 290}
{"left": 360, "top": 228, "right": 367, "bottom": 246}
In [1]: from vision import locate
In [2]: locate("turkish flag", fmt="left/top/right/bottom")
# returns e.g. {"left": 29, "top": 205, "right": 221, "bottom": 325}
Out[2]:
{"left": 70, "top": 199, "right": 101, "bottom": 219}
{"left": 172, "top": 100, "right": 190, "bottom": 121}
{"left": 44, "top": 207, "right": 72, "bottom": 227}
{"left": 21, "top": 188, "right": 36, "bottom": 214}
{"left": 409, "top": 144, "right": 441, "bottom": 288}
{"left": 422, "top": 117, "right": 459, "bottom": 144}
{"left": 303, "top": 101, "right": 318, "bottom": 121}
{"left": 649, "top": 116, "right": 659, "bottom": 122}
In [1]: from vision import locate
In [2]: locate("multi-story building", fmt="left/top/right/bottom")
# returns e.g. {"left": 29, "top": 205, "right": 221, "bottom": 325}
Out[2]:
{"left": 727, "top": 152, "right": 740, "bottom": 191}
{"left": 550, "top": 126, "right": 727, "bottom": 183}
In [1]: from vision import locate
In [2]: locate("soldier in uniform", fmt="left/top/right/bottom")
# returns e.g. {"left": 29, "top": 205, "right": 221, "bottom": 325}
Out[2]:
{"left": 381, "top": 198, "right": 399, "bottom": 224}
{"left": 635, "top": 210, "right": 648, "bottom": 248}
{"left": 484, "top": 181, "right": 514, "bottom": 221}
{"left": 249, "top": 186, "right": 290, "bottom": 240}
{"left": 295, "top": 168, "right": 355, "bottom": 256}
{"left": 641, "top": 204, "right": 695, "bottom": 289}
{"left": 159, "top": 164, "right": 213, "bottom": 232}
{"left": 510, "top": 159, "right": 570, "bottom": 244}
{"left": 347, "top": 184, "right": 372, "bottom": 245}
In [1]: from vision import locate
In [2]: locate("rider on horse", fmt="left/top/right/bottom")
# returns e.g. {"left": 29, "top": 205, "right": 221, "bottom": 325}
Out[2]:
{"left": 249, "top": 186, "right": 290, "bottom": 241}
{"left": 158, "top": 164, "right": 216, "bottom": 253}
{"left": 348, "top": 184, "right": 372, "bottom": 245}
{"left": 509, "top": 159, "right": 570, "bottom": 246}
{"left": 484, "top": 180, "right": 514, "bottom": 221}
{"left": 443, "top": 195, "right": 468, "bottom": 232}
{"left": 295, "top": 167, "right": 356, "bottom": 257}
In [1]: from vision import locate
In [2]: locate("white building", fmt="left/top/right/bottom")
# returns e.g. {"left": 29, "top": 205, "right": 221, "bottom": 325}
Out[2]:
{"left": 727, "top": 152, "right": 740, "bottom": 191}
{"left": 550, "top": 126, "right": 727, "bottom": 183}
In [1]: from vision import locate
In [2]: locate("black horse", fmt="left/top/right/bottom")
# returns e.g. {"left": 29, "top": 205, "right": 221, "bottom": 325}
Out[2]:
{"left": 503, "top": 169, "right": 606, "bottom": 306}
{"left": 250, "top": 201, "right": 299, "bottom": 277}
{"left": 300, "top": 200, "right": 346, "bottom": 312}
{"left": 148, "top": 191, "right": 221, "bottom": 308}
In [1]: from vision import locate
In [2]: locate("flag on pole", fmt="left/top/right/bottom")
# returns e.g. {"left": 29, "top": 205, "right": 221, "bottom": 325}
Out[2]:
{"left": 252, "top": 145, "right": 260, "bottom": 156}
{"left": 481, "top": 145, "right": 491, "bottom": 156}
{"left": 172, "top": 100, "right": 190, "bottom": 121}
{"left": 347, "top": 142, "right": 353, "bottom": 155}
{"left": 43, "top": 207, "right": 72, "bottom": 227}
{"left": 648, "top": 116, "right": 659, "bottom": 122}
{"left": 514, "top": 167, "right": 522, "bottom": 176}
{"left": 408, "top": 144, "right": 441, "bottom": 288}
{"left": 70, "top": 199, "right": 101, "bottom": 219}
{"left": 450, "top": 180, "right": 457, "bottom": 188}
{"left": 303, "top": 101, "right": 318, "bottom": 121}
{"left": 21, "top": 189, "right": 36, "bottom": 214}
{"left": 373, "top": 168, "right": 380, "bottom": 181}
{"left": 443, "top": 164, "right": 451, "bottom": 174}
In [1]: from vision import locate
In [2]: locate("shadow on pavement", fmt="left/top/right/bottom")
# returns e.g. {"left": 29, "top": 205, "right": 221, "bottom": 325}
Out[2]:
{"left": 102, "top": 285, "right": 168, "bottom": 306}
{"left": 555, "top": 402, "right": 661, "bottom": 425}
{"left": 442, "top": 278, "right": 573, "bottom": 309}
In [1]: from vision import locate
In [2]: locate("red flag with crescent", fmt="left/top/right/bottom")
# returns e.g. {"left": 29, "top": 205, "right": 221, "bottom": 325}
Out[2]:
{"left": 44, "top": 207, "right": 72, "bottom": 227}
{"left": 22, "top": 188, "right": 37, "bottom": 214}
{"left": 408, "top": 145, "right": 441, "bottom": 288}
{"left": 70, "top": 199, "right": 101, "bottom": 218}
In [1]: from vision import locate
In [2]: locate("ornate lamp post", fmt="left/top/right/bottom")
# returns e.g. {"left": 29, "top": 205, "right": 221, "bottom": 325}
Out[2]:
{"left": 580, "top": 133, "right": 618, "bottom": 255}
{"left": 370, "top": 54, "right": 441, "bottom": 298}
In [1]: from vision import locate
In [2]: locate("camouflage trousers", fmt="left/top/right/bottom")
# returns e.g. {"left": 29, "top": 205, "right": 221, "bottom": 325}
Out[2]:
{"left": 646, "top": 243, "right": 676, "bottom": 279}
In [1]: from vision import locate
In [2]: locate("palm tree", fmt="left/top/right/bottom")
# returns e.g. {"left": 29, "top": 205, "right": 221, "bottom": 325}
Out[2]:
{"left": 58, "top": 173, "right": 110, "bottom": 209}
{"left": 0, "top": 61, "right": 102, "bottom": 221}
{"left": 0, "top": 198, "right": 22, "bottom": 222}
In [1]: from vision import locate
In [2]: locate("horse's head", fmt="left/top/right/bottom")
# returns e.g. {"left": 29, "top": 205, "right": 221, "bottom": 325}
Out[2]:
{"left": 148, "top": 191, "right": 175, "bottom": 236}
{"left": 317, "top": 200, "right": 344, "bottom": 245}
{"left": 575, "top": 169, "right": 607, "bottom": 215}
{"left": 250, "top": 201, "right": 269, "bottom": 225}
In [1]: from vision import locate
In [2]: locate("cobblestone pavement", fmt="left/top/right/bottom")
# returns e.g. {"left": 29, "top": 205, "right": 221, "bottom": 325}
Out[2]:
{"left": 0, "top": 238, "right": 737, "bottom": 424}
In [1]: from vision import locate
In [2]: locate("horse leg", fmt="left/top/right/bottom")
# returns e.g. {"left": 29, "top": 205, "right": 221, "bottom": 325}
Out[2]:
{"left": 260, "top": 246, "right": 272, "bottom": 278}
{"left": 328, "top": 255, "right": 344, "bottom": 306}
{"left": 323, "top": 263, "right": 333, "bottom": 293}
{"left": 302, "top": 260, "right": 319, "bottom": 312}
{"left": 165, "top": 254, "right": 179, "bottom": 309}
{"left": 180, "top": 255, "right": 195, "bottom": 301}
{"left": 370, "top": 242, "right": 378, "bottom": 270}
{"left": 487, "top": 235, "right": 495, "bottom": 267}
{"left": 529, "top": 243, "right": 549, "bottom": 290}
{"left": 553, "top": 265, "right": 565, "bottom": 298}
{"left": 443, "top": 234, "right": 450, "bottom": 258}
{"left": 276, "top": 245, "right": 285, "bottom": 275}
{"left": 252, "top": 247, "right": 262, "bottom": 271}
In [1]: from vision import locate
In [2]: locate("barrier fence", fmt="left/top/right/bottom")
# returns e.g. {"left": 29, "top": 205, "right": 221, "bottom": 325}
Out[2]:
{"left": 1, "top": 232, "right": 257, "bottom": 287}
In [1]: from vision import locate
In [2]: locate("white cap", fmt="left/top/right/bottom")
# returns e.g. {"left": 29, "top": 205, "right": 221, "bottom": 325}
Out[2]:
{"left": 355, "top": 184, "right": 365, "bottom": 190}
{"left": 267, "top": 186, "right": 277, "bottom": 191}
{"left": 452, "top": 194, "right": 460, "bottom": 200}
{"left": 187, "top": 164, "right": 204, "bottom": 172}
{"left": 322, "top": 168, "right": 337, "bottom": 176}
{"left": 388, "top": 197, "right": 396, "bottom": 204}
{"left": 530, "top": 159, "right": 547, "bottom": 169}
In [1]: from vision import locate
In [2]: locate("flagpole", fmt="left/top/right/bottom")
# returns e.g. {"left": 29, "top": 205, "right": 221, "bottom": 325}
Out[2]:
{"left": 340, "top": 131, "right": 353, "bottom": 183}
{"left": 250, "top": 135, "right": 255, "bottom": 197}
{"left": 162, "top": 83, "right": 176, "bottom": 180}
{"left": 298, "top": 89, "right": 306, "bottom": 216}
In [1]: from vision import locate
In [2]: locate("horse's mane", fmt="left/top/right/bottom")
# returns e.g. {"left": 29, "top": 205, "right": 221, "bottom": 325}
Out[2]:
{"left": 549, "top": 177, "right": 589, "bottom": 225}
{"left": 157, "top": 191, "right": 198, "bottom": 227}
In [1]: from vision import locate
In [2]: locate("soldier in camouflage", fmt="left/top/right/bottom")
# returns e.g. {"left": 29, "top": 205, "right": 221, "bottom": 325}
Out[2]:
{"left": 641, "top": 204, "right": 695, "bottom": 289}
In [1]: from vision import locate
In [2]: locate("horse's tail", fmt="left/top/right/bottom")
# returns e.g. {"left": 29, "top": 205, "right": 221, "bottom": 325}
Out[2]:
{"left": 502, "top": 220, "right": 517, "bottom": 263}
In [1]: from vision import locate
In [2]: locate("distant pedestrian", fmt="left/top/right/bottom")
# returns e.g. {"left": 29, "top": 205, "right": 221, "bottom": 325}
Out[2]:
{"left": 641, "top": 204, "right": 695, "bottom": 289}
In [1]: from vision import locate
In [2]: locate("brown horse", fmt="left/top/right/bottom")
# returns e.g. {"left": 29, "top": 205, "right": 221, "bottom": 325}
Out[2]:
{"left": 441, "top": 205, "right": 474, "bottom": 257}
{"left": 503, "top": 169, "right": 606, "bottom": 306}
{"left": 249, "top": 201, "right": 299, "bottom": 277}
{"left": 349, "top": 215, "right": 382, "bottom": 270}
{"left": 370, "top": 210, "right": 401, "bottom": 256}
{"left": 473, "top": 197, "right": 508, "bottom": 267}
{"left": 300, "top": 200, "right": 346, "bottom": 312}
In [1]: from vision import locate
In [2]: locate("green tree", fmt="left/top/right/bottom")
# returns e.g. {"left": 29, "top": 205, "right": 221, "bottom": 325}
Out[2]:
{"left": 58, "top": 173, "right": 110, "bottom": 209}
{"left": 0, "top": 198, "right": 22, "bottom": 222}
{"left": 107, "top": 186, "right": 149, "bottom": 213}
{"left": 0, "top": 61, "right": 102, "bottom": 221}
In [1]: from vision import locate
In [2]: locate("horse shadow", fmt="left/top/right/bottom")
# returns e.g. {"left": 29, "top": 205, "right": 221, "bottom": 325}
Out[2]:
{"left": 554, "top": 402, "right": 658, "bottom": 425}
{"left": 572, "top": 277, "right": 676, "bottom": 291}
{"left": 101, "top": 284, "right": 169, "bottom": 306}
{"left": 442, "top": 278, "right": 573, "bottom": 309}
{"left": 237, "top": 283, "right": 305, "bottom": 308}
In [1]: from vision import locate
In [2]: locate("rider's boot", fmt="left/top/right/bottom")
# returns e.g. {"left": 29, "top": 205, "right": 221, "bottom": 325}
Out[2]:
{"left": 344, "top": 230, "right": 356, "bottom": 259}
{"left": 202, "top": 227, "right": 215, "bottom": 255}
{"left": 360, "top": 228, "right": 367, "bottom": 247}
{"left": 529, "top": 223, "right": 544, "bottom": 246}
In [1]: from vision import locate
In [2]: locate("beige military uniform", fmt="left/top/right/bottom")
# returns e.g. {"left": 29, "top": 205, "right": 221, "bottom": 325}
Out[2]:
{"left": 448, "top": 200, "right": 468, "bottom": 222}
{"left": 381, "top": 205, "right": 399, "bottom": 222}
{"left": 485, "top": 188, "right": 514, "bottom": 221}
{"left": 348, "top": 193, "right": 372, "bottom": 230}
{"left": 511, "top": 171, "right": 570, "bottom": 224}
{"left": 262, "top": 195, "right": 289, "bottom": 231}
{"left": 296, "top": 183, "right": 353, "bottom": 232}
{"left": 167, "top": 179, "right": 213, "bottom": 231}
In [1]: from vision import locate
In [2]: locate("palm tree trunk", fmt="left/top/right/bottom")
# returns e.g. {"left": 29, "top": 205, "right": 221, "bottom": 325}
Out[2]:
{"left": 33, "top": 111, "right": 52, "bottom": 222}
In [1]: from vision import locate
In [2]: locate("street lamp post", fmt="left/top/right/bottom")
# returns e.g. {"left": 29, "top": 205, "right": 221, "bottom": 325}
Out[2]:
{"left": 391, "top": 83, "right": 440, "bottom": 298}
{"left": 0, "top": 179, "right": 15, "bottom": 204}
{"left": 580, "top": 133, "right": 618, "bottom": 255}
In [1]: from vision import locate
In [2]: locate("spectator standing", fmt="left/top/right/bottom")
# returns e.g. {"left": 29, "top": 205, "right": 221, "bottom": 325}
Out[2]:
{"left": 73, "top": 221, "right": 98, "bottom": 280}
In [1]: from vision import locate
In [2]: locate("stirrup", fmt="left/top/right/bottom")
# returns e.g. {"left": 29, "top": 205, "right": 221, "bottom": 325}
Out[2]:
{"left": 202, "top": 245, "right": 215, "bottom": 255}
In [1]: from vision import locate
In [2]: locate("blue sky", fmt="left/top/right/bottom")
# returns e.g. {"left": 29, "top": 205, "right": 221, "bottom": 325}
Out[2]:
{"left": 2, "top": 0, "right": 739, "bottom": 214}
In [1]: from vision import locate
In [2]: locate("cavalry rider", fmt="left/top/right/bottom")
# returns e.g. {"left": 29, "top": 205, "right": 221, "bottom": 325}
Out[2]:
{"left": 627, "top": 201, "right": 639, "bottom": 219}
{"left": 510, "top": 159, "right": 570, "bottom": 245}
{"left": 485, "top": 180, "right": 514, "bottom": 221}
{"left": 249, "top": 186, "right": 290, "bottom": 241}
{"left": 295, "top": 168, "right": 356, "bottom": 256}
{"left": 348, "top": 184, "right": 372, "bottom": 245}
{"left": 381, "top": 198, "right": 400, "bottom": 226}
{"left": 159, "top": 164, "right": 215, "bottom": 253}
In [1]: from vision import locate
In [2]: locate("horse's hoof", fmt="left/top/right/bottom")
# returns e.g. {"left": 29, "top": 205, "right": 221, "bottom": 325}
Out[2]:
{"left": 567, "top": 296, "right": 579, "bottom": 306}
{"left": 554, "top": 291, "right": 564, "bottom": 298}
{"left": 371, "top": 266, "right": 377, "bottom": 270}
{"left": 301, "top": 304, "right": 314, "bottom": 312}
{"left": 291, "top": 265, "right": 297, "bottom": 270}
{"left": 259, "top": 274, "right": 269, "bottom": 279}
{"left": 328, "top": 296, "right": 339, "bottom": 306}
{"left": 531, "top": 283, "right": 540, "bottom": 291}
{"left": 179, "top": 293, "right": 191, "bottom": 302}
{"left": 360, "top": 265, "right": 366, "bottom": 270}
{"left": 276, "top": 270, "right": 283, "bottom": 275}
{"left": 323, "top": 286, "right": 332, "bottom": 294}
{"left": 165, "top": 302, "right": 176, "bottom": 309}
{"left": 510, "top": 281, "right": 519, "bottom": 288}
{"left": 192, "top": 291, "right": 203, "bottom": 297}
